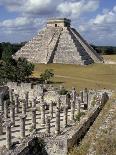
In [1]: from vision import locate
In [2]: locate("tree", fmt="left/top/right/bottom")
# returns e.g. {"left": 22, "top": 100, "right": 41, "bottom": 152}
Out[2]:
{"left": 0, "top": 57, "right": 34, "bottom": 84}
{"left": 1, "top": 45, "right": 13, "bottom": 62}
{"left": 16, "top": 57, "right": 34, "bottom": 82}
{"left": 40, "top": 69, "right": 54, "bottom": 83}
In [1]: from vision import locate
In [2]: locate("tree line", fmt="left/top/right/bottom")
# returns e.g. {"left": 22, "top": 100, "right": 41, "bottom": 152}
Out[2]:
{"left": 91, "top": 45, "right": 116, "bottom": 55}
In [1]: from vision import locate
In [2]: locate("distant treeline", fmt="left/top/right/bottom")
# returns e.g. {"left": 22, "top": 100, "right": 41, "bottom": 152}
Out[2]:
{"left": 0, "top": 42, "right": 26, "bottom": 60}
{"left": 91, "top": 45, "right": 116, "bottom": 55}
{"left": 0, "top": 42, "right": 116, "bottom": 60}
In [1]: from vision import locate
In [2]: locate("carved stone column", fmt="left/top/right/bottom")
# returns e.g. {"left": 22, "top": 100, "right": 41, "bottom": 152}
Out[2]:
{"left": 14, "top": 94, "right": 19, "bottom": 113}
{"left": 32, "top": 108, "right": 36, "bottom": 129}
{"left": 57, "top": 95, "right": 61, "bottom": 109}
{"left": 4, "top": 121, "right": 12, "bottom": 150}
{"left": 4, "top": 100, "right": 9, "bottom": 119}
{"left": 0, "top": 114, "right": 3, "bottom": 135}
{"left": 55, "top": 107, "right": 60, "bottom": 135}
{"left": 25, "top": 91, "right": 29, "bottom": 108}
{"left": 9, "top": 89, "right": 14, "bottom": 104}
{"left": 22, "top": 100, "right": 26, "bottom": 114}
{"left": 64, "top": 106, "right": 68, "bottom": 127}
{"left": 71, "top": 87, "right": 77, "bottom": 102}
{"left": 80, "top": 91, "right": 84, "bottom": 103}
{"left": 20, "top": 114, "right": 27, "bottom": 139}
{"left": 49, "top": 101, "right": 53, "bottom": 119}
{"left": 84, "top": 89, "right": 89, "bottom": 109}
{"left": 32, "top": 98, "right": 36, "bottom": 108}
{"left": 41, "top": 104, "right": 45, "bottom": 125}
{"left": 10, "top": 105, "right": 15, "bottom": 126}
{"left": 0, "top": 94, "right": 4, "bottom": 111}
{"left": 46, "top": 117, "right": 50, "bottom": 136}
{"left": 70, "top": 100, "right": 75, "bottom": 121}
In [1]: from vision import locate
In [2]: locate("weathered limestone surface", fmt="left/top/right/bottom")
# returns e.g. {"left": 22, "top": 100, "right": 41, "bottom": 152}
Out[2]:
{"left": 13, "top": 18, "right": 103, "bottom": 65}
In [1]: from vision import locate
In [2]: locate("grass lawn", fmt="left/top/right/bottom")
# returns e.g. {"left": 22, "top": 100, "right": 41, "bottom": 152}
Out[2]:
{"left": 33, "top": 62, "right": 116, "bottom": 91}
{"left": 103, "top": 54, "right": 116, "bottom": 61}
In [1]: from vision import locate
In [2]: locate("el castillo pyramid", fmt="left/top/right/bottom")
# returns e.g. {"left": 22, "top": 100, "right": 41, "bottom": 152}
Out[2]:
{"left": 14, "top": 18, "right": 103, "bottom": 65}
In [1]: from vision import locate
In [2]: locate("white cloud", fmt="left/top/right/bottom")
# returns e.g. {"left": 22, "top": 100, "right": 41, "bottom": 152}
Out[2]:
{"left": 78, "top": 5, "right": 116, "bottom": 45}
{"left": 0, "top": 17, "right": 45, "bottom": 34}
{"left": 57, "top": 0, "right": 99, "bottom": 18}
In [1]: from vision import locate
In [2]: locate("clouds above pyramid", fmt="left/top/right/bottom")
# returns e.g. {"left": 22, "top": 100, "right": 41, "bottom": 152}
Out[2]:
{"left": 0, "top": 0, "right": 99, "bottom": 16}
{"left": 0, "top": 0, "right": 116, "bottom": 45}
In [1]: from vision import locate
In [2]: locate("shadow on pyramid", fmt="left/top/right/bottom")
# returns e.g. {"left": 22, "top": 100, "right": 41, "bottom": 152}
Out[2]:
{"left": 13, "top": 18, "right": 103, "bottom": 65}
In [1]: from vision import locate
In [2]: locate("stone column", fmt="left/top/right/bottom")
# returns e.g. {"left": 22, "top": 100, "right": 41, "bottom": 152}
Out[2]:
{"left": 25, "top": 91, "right": 29, "bottom": 108}
{"left": 77, "top": 99, "right": 81, "bottom": 122}
{"left": 32, "top": 108, "right": 36, "bottom": 129}
{"left": 80, "top": 91, "right": 84, "bottom": 103}
{"left": 20, "top": 114, "right": 27, "bottom": 139}
{"left": 64, "top": 106, "right": 68, "bottom": 127}
{"left": 49, "top": 101, "right": 53, "bottom": 119}
{"left": 57, "top": 95, "right": 61, "bottom": 109}
{"left": 4, "top": 121, "right": 12, "bottom": 150}
{"left": 32, "top": 98, "right": 36, "bottom": 108}
{"left": 84, "top": 92, "right": 89, "bottom": 110}
{"left": 66, "top": 93, "right": 70, "bottom": 108}
{"left": 41, "top": 104, "right": 45, "bottom": 125}
{"left": 4, "top": 100, "right": 9, "bottom": 119}
{"left": 10, "top": 105, "right": 15, "bottom": 126}
{"left": 70, "top": 100, "right": 75, "bottom": 121}
{"left": 0, "top": 93, "right": 4, "bottom": 111}
{"left": 78, "top": 100, "right": 81, "bottom": 115}
{"left": 71, "top": 87, "right": 77, "bottom": 102}
{"left": 0, "top": 114, "right": 3, "bottom": 135}
{"left": 14, "top": 94, "right": 19, "bottom": 114}
{"left": 9, "top": 89, "right": 14, "bottom": 104}
{"left": 55, "top": 107, "right": 60, "bottom": 135}
{"left": 46, "top": 117, "right": 50, "bottom": 136}
{"left": 22, "top": 100, "right": 26, "bottom": 114}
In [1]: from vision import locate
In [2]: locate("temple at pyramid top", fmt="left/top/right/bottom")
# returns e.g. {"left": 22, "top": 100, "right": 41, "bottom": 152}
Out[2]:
{"left": 13, "top": 18, "right": 103, "bottom": 65}
{"left": 47, "top": 18, "right": 71, "bottom": 27}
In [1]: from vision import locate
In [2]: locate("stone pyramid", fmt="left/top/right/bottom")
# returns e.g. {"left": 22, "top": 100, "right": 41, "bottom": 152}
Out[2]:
{"left": 14, "top": 18, "right": 103, "bottom": 65}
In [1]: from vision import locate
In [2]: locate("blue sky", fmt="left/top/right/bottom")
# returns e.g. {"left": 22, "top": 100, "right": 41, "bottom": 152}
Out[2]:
{"left": 0, "top": 0, "right": 116, "bottom": 46}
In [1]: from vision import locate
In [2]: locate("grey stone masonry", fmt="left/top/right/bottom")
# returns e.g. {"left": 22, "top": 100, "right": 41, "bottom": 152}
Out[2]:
{"left": 4, "top": 100, "right": 9, "bottom": 119}
{"left": 32, "top": 98, "right": 36, "bottom": 108}
{"left": 46, "top": 117, "right": 51, "bottom": 136}
{"left": 84, "top": 88, "right": 89, "bottom": 109}
{"left": 14, "top": 94, "right": 19, "bottom": 114}
{"left": 9, "top": 89, "right": 14, "bottom": 103}
{"left": 64, "top": 106, "right": 68, "bottom": 127}
{"left": 10, "top": 105, "right": 15, "bottom": 126}
{"left": 55, "top": 107, "right": 60, "bottom": 135}
{"left": 0, "top": 93, "right": 4, "bottom": 111}
{"left": 49, "top": 101, "right": 53, "bottom": 119}
{"left": 80, "top": 91, "right": 84, "bottom": 103}
{"left": 13, "top": 18, "right": 103, "bottom": 65}
{"left": 0, "top": 113, "right": 3, "bottom": 135}
{"left": 70, "top": 100, "right": 75, "bottom": 121}
{"left": 57, "top": 95, "right": 61, "bottom": 109}
{"left": 41, "top": 103, "right": 46, "bottom": 125}
{"left": 25, "top": 91, "right": 29, "bottom": 108}
{"left": 4, "top": 120, "right": 12, "bottom": 150}
{"left": 71, "top": 87, "right": 77, "bottom": 102}
{"left": 31, "top": 108, "right": 36, "bottom": 129}
{"left": 20, "top": 114, "right": 27, "bottom": 139}
{"left": 22, "top": 100, "right": 26, "bottom": 114}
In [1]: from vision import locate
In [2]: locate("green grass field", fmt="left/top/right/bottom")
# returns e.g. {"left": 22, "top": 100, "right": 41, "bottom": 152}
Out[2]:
{"left": 33, "top": 55, "right": 116, "bottom": 90}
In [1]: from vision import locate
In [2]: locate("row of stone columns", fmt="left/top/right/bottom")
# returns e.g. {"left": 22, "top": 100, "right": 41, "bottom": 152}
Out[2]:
{"left": 1, "top": 88, "right": 90, "bottom": 150}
